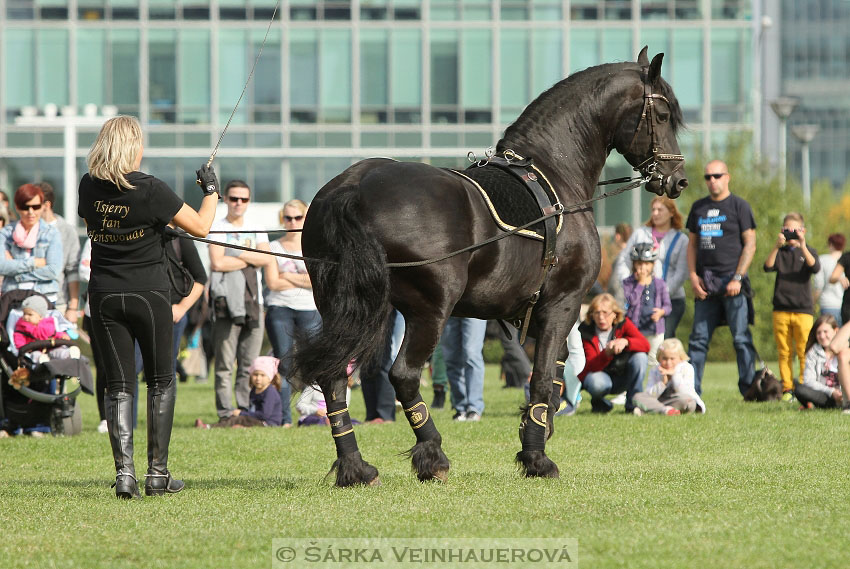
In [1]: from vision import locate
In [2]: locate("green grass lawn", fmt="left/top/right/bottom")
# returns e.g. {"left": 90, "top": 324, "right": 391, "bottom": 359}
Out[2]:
{"left": 1, "top": 362, "right": 848, "bottom": 568}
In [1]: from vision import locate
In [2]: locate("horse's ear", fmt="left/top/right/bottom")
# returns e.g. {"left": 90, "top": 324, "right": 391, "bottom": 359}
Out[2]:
{"left": 648, "top": 53, "right": 664, "bottom": 83}
{"left": 637, "top": 46, "right": 649, "bottom": 67}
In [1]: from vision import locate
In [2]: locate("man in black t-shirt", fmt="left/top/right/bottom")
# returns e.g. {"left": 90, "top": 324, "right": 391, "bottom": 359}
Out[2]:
{"left": 685, "top": 160, "right": 758, "bottom": 396}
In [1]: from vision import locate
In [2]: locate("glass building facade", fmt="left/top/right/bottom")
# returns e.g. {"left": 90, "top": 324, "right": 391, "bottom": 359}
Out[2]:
{"left": 0, "top": 0, "right": 755, "bottom": 228}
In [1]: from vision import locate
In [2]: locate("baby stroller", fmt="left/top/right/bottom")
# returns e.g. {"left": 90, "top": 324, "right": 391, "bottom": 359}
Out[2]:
{"left": 0, "top": 290, "right": 94, "bottom": 436}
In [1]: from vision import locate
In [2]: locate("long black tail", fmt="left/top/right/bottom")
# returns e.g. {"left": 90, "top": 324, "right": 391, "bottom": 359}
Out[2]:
{"left": 291, "top": 188, "right": 391, "bottom": 389}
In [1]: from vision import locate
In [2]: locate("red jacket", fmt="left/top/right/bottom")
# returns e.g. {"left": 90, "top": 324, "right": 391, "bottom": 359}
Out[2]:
{"left": 578, "top": 317, "right": 650, "bottom": 381}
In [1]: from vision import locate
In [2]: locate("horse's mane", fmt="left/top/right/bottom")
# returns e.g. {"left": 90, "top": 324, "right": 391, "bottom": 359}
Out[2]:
{"left": 500, "top": 61, "right": 684, "bottom": 148}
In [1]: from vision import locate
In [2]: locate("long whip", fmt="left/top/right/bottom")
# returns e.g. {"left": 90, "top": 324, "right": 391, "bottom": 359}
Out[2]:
{"left": 205, "top": 0, "right": 281, "bottom": 168}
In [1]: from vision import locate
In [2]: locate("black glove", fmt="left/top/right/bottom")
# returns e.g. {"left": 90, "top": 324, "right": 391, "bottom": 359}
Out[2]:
{"left": 196, "top": 164, "right": 219, "bottom": 197}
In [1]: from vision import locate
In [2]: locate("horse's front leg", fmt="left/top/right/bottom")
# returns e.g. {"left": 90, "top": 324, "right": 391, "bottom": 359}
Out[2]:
{"left": 517, "top": 320, "right": 570, "bottom": 478}
{"left": 321, "top": 376, "right": 380, "bottom": 487}
{"left": 389, "top": 314, "right": 451, "bottom": 482}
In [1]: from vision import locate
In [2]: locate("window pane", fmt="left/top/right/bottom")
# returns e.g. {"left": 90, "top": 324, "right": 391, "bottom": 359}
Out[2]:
{"left": 290, "top": 29, "right": 318, "bottom": 110}
{"left": 601, "top": 29, "right": 631, "bottom": 62}
{"left": 570, "top": 29, "right": 599, "bottom": 73}
{"left": 672, "top": 29, "right": 702, "bottom": 109}
{"left": 38, "top": 30, "right": 69, "bottom": 106}
{"left": 179, "top": 30, "right": 210, "bottom": 123}
{"left": 319, "top": 30, "right": 351, "bottom": 120}
{"left": 501, "top": 30, "right": 529, "bottom": 110}
{"left": 149, "top": 29, "right": 177, "bottom": 123}
{"left": 532, "top": 29, "right": 562, "bottom": 94}
{"left": 390, "top": 30, "right": 421, "bottom": 107}
{"left": 461, "top": 30, "right": 491, "bottom": 108}
{"left": 361, "top": 29, "right": 388, "bottom": 106}
{"left": 77, "top": 29, "right": 106, "bottom": 105}
{"left": 5, "top": 30, "right": 35, "bottom": 107}
{"left": 111, "top": 30, "right": 140, "bottom": 105}
{"left": 431, "top": 29, "right": 458, "bottom": 106}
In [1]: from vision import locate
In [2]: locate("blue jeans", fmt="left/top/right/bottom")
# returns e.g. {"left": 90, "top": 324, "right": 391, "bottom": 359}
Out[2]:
{"left": 265, "top": 305, "right": 322, "bottom": 426}
{"left": 665, "top": 297, "right": 686, "bottom": 339}
{"left": 441, "top": 317, "right": 486, "bottom": 415}
{"left": 688, "top": 294, "right": 757, "bottom": 396}
{"left": 821, "top": 307, "right": 842, "bottom": 327}
{"left": 582, "top": 352, "right": 647, "bottom": 413}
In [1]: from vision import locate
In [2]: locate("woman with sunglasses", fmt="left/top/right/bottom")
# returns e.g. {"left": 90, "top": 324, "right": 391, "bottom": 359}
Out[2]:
{"left": 78, "top": 115, "right": 219, "bottom": 499}
{"left": 0, "top": 184, "right": 63, "bottom": 302}
{"left": 263, "top": 199, "right": 319, "bottom": 428}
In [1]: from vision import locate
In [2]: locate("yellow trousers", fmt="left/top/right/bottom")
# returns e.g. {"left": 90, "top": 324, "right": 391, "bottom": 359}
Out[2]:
{"left": 772, "top": 311, "right": 814, "bottom": 391}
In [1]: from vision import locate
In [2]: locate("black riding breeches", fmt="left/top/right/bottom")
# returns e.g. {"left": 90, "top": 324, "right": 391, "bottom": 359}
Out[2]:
{"left": 89, "top": 290, "right": 175, "bottom": 396}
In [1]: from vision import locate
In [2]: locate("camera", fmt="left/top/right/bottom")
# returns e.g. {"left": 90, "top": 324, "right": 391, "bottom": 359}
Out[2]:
{"left": 782, "top": 229, "right": 800, "bottom": 241}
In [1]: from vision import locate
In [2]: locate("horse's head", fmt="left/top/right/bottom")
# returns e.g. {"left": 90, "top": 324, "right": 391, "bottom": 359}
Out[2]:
{"left": 615, "top": 48, "right": 688, "bottom": 198}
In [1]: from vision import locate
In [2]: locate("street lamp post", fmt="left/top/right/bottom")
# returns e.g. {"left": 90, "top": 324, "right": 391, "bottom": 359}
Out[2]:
{"left": 791, "top": 124, "right": 820, "bottom": 209}
{"left": 14, "top": 104, "right": 118, "bottom": 229}
{"left": 770, "top": 97, "right": 799, "bottom": 193}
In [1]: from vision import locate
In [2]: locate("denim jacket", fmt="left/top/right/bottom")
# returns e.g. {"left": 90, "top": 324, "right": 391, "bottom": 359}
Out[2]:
{"left": 0, "top": 220, "right": 64, "bottom": 300}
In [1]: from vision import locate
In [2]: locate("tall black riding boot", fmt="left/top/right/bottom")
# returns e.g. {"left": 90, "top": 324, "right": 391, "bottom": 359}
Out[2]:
{"left": 105, "top": 392, "right": 141, "bottom": 499}
{"left": 145, "top": 380, "right": 184, "bottom": 496}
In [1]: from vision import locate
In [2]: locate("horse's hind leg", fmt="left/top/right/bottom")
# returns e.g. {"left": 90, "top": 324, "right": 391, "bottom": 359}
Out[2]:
{"left": 321, "top": 376, "right": 380, "bottom": 487}
{"left": 390, "top": 314, "right": 451, "bottom": 482}
{"left": 517, "top": 321, "right": 570, "bottom": 478}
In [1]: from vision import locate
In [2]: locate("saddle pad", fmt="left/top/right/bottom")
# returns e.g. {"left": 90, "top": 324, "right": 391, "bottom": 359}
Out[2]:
{"left": 451, "top": 164, "right": 559, "bottom": 240}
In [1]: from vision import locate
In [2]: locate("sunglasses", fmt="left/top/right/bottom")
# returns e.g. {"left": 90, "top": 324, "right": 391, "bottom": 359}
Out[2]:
{"left": 228, "top": 196, "right": 250, "bottom": 204}
{"left": 284, "top": 215, "right": 304, "bottom": 222}
{"left": 703, "top": 173, "right": 726, "bottom": 180}
{"left": 18, "top": 203, "right": 43, "bottom": 211}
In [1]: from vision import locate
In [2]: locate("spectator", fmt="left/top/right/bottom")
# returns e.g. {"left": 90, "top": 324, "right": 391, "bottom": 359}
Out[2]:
{"left": 359, "top": 310, "right": 402, "bottom": 423}
{"left": 263, "top": 199, "right": 317, "bottom": 428}
{"left": 0, "top": 184, "right": 63, "bottom": 303}
{"left": 607, "top": 222, "right": 632, "bottom": 305}
{"left": 441, "top": 317, "right": 487, "bottom": 421}
{"left": 633, "top": 338, "right": 705, "bottom": 415}
{"left": 828, "top": 235, "right": 850, "bottom": 326}
{"left": 686, "top": 160, "right": 757, "bottom": 396}
{"left": 295, "top": 372, "right": 354, "bottom": 427}
{"left": 621, "top": 243, "right": 671, "bottom": 366}
{"left": 763, "top": 212, "right": 820, "bottom": 397}
{"left": 815, "top": 233, "right": 845, "bottom": 324}
{"left": 613, "top": 196, "right": 688, "bottom": 338}
{"left": 796, "top": 315, "right": 843, "bottom": 410}
{"left": 195, "top": 356, "right": 283, "bottom": 428}
{"left": 208, "top": 180, "right": 270, "bottom": 421}
{"left": 578, "top": 293, "right": 649, "bottom": 414}
{"left": 164, "top": 227, "right": 207, "bottom": 383}
{"left": 79, "top": 238, "right": 109, "bottom": 433}
{"left": 36, "top": 182, "right": 81, "bottom": 323}
{"left": 487, "top": 320, "right": 530, "bottom": 388}
{"left": 0, "top": 190, "right": 16, "bottom": 221}
{"left": 429, "top": 344, "right": 448, "bottom": 409}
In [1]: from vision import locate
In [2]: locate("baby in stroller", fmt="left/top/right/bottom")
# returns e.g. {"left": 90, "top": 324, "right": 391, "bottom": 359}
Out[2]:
{"left": 0, "top": 291, "right": 92, "bottom": 438}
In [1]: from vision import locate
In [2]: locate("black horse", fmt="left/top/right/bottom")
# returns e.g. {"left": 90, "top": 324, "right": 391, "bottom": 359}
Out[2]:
{"left": 294, "top": 48, "right": 687, "bottom": 486}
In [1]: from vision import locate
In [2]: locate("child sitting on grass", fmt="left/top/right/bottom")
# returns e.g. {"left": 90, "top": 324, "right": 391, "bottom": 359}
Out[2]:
{"left": 633, "top": 338, "right": 706, "bottom": 415}
{"left": 796, "top": 314, "right": 843, "bottom": 410}
{"left": 195, "top": 356, "right": 283, "bottom": 428}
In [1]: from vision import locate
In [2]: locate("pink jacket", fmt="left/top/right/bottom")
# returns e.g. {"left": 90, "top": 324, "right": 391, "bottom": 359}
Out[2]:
{"left": 13, "top": 317, "right": 63, "bottom": 349}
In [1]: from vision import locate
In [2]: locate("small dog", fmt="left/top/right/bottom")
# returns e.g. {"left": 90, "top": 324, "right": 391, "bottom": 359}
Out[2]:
{"left": 743, "top": 366, "right": 783, "bottom": 402}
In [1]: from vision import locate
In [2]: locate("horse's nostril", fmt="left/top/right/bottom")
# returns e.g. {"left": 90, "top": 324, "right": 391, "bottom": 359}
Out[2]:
{"left": 677, "top": 178, "right": 689, "bottom": 189}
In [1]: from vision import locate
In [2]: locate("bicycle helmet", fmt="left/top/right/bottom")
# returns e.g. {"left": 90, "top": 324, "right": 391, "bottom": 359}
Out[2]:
{"left": 630, "top": 242, "right": 658, "bottom": 262}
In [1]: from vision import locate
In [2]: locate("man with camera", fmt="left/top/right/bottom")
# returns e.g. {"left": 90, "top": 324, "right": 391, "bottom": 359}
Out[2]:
{"left": 686, "top": 160, "right": 758, "bottom": 396}
{"left": 764, "top": 212, "right": 820, "bottom": 397}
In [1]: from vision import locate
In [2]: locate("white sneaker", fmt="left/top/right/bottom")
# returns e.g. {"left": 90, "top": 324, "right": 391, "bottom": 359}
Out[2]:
{"left": 632, "top": 407, "right": 644, "bottom": 416}
{"left": 97, "top": 419, "right": 108, "bottom": 433}
{"left": 610, "top": 392, "right": 627, "bottom": 406}
{"left": 69, "top": 346, "right": 81, "bottom": 359}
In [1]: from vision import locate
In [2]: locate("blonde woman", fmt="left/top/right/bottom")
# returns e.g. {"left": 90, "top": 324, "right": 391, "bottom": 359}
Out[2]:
{"left": 577, "top": 293, "right": 650, "bottom": 413}
{"left": 78, "top": 115, "right": 219, "bottom": 499}
{"left": 263, "top": 199, "right": 319, "bottom": 428}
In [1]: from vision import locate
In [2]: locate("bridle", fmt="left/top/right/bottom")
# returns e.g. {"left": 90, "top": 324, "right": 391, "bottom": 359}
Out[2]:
{"left": 625, "top": 68, "right": 685, "bottom": 189}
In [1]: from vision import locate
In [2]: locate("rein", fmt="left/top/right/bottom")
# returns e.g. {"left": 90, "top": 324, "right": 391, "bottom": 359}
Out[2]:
{"left": 172, "top": 172, "right": 649, "bottom": 268}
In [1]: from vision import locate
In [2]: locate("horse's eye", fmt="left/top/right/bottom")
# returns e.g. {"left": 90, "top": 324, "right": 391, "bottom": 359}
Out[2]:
{"left": 657, "top": 113, "right": 669, "bottom": 123}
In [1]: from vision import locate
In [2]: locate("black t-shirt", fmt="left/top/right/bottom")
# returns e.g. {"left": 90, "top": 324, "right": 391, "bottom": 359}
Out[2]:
{"left": 764, "top": 245, "right": 820, "bottom": 313}
{"left": 686, "top": 193, "right": 756, "bottom": 275}
{"left": 78, "top": 171, "right": 184, "bottom": 292}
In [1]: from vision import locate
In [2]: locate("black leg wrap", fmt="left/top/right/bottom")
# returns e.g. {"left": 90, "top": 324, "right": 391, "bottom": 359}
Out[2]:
{"left": 402, "top": 395, "right": 450, "bottom": 482}
{"left": 402, "top": 394, "right": 441, "bottom": 444}
{"left": 326, "top": 402, "right": 379, "bottom": 487}
{"left": 520, "top": 403, "right": 547, "bottom": 451}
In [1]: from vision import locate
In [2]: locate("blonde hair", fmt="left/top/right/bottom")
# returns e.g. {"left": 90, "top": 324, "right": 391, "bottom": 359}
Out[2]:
{"left": 279, "top": 199, "right": 308, "bottom": 225}
{"left": 656, "top": 338, "right": 689, "bottom": 362}
{"left": 584, "top": 293, "right": 625, "bottom": 326}
{"left": 87, "top": 115, "right": 143, "bottom": 190}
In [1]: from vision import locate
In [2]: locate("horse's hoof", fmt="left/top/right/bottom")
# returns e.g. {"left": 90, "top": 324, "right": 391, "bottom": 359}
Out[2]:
{"left": 406, "top": 440, "right": 451, "bottom": 483}
{"left": 516, "top": 450, "right": 560, "bottom": 479}
{"left": 330, "top": 452, "right": 380, "bottom": 487}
